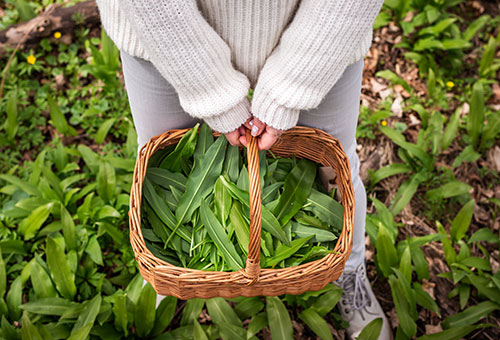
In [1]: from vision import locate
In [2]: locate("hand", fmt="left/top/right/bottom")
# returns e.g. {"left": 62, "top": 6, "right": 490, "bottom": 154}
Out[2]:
{"left": 224, "top": 118, "right": 253, "bottom": 147}
{"left": 239, "top": 117, "right": 283, "bottom": 150}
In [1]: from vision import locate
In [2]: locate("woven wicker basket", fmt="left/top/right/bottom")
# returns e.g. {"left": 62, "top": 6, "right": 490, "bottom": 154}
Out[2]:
{"left": 129, "top": 126, "right": 354, "bottom": 299}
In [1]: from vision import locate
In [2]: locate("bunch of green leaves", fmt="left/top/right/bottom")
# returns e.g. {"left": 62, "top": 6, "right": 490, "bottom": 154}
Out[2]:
{"left": 363, "top": 196, "right": 441, "bottom": 339}
{"left": 368, "top": 70, "right": 486, "bottom": 219}
{"left": 142, "top": 123, "right": 344, "bottom": 271}
{"left": 378, "top": 0, "right": 493, "bottom": 76}
{"left": 432, "top": 201, "right": 500, "bottom": 332}
{"left": 364, "top": 183, "right": 497, "bottom": 339}
{"left": 478, "top": 32, "right": 500, "bottom": 79}
{"left": 81, "top": 29, "right": 121, "bottom": 92}
{"left": 142, "top": 284, "right": 345, "bottom": 340}
{"left": 366, "top": 197, "right": 498, "bottom": 339}
{"left": 362, "top": 71, "right": 499, "bottom": 338}
{"left": 463, "top": 81, "right": 500, "bottom": 152}
{"left": 0, "top": 0, "right": 86, "bottom": 28}
{"left": 0, "top": 125, "right": 142, "bottom": 338}
{"left": 9, "top": 275, "right": 179, "bottom": 340}
{"left": 0, "top": 24, "right": 131, "bottom": 171}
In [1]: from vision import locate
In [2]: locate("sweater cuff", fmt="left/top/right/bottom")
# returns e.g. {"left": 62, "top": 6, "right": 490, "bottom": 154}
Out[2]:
{"left": 251, "top": 92, "right": 300, "bottom": 131}
{"left": 203, "top": 98, "right": 252, "bottom": 133}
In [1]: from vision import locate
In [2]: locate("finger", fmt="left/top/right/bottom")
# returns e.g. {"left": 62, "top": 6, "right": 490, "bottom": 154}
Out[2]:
{"left": 258, "top": 131, "right": 279, "bottom": 150}
{"left": 239, "top": 135, "right": 247, "bottom": 147}
{"left": 225, "top": 130, "right": 241, "bottom": 147}
{"left": 243, "top": 118, "right": 252, "bottom": 130}
{"left": 238, "top": 126, "right": 247, "bottom": 146}
{"left": 250, "top": 117, "right": 266, "bottom": 137}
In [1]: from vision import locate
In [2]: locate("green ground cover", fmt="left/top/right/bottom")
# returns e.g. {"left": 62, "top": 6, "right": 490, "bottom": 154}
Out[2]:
{"left": 0, "top": 0, "right": 499, "bottom": 338}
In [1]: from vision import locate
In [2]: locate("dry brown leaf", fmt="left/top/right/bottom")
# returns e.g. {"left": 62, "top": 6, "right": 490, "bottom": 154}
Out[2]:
{"left": 395, "top": 63, "right": 401, "bottom": 76}
{"left": 365, "top": 235, "right": 375, "bottom": 262}
{"left": 391, "top": 94, "right": 403, "bottom": 118}
{"left": 359, "top": 144, "right": 388, "bottom": 184}
{"left": 425, "top": 323, "right": 443, "bottom": 335}
{"left": 394, "top": 84, "right": 410, "bottom": 98}
{"left": 199, "top": 309, "right": 210, "bottom": 323}
{"left": 421, "top": 279, "right": 436, "bottom": 300}
{"left": 492, "top": 83, "right": 500, "bottom": 103}
{"left": 331, "top": 327, "right": 345, "bottom": 340}
{"left": 460, "top": 102, "right": 470, "bottom": 117}
{"left": 370, "top": 78, "right": 387, "bottom": 94}
{"left": 387, "top": 308, "right": 399, "bottom": 329}
{"left": 403, "top": 11, "right": 414, "bottom": 22}
{"left": 490, "top": 251, "right": 499, "bottom": 273}
{"left": 487, "top": 145, "right": 500, "bottom": 172}
{"left": 389, "top": 22, "right": 399, "bottom": 33}
{"left": 473, "top": 204, "right": 490, "bottom": 222}
{"left": 379, "top": 88, "right": 393, "bottom": 100}
{"left": 409, "top": 114, "right": 420, "bottom": 126}
{"left": 55, "top": 73, "right": 65, "bottom": 91}
{"left": 401, "top": 212, "right": 415, "bottom": 226}
{"left": 318, "top": 166, "right": 337, "bottom": 192}
{"left": 482, "top": 188, "right": 495, "bottom": 200}
{"left": 60, "top": 34, "right": 72, "bottom": 45}
{"left": 292, "top": 319, "right": 304, "bottom": 336}
{"left": 365, "top": 47, "right": 380, "bottom": 74}
{"left": 361, "top": 93, "right": 377, "bottom": 105}
{"left": 471, "top": 1, "right": 485, "bottom": 13}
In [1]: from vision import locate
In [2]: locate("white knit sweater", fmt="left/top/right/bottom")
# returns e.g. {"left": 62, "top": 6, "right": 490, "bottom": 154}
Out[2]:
{"left": 96, "top": 0, "right": 383, "bottom": 133}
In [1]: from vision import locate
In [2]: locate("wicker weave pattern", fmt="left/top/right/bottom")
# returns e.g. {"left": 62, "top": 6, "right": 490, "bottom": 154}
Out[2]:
{"left": 129, "top": 126, "right": 354, "bottom": 299}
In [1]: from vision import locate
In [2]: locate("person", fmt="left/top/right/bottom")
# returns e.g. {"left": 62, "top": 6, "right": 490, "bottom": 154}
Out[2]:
{"left": 96, "top": 1, "right": 390, "bottom": 338}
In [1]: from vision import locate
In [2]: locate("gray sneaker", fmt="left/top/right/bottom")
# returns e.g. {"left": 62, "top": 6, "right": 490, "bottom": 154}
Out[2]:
{"left": 334, "top": 263, "right": 393, "bottom": 340}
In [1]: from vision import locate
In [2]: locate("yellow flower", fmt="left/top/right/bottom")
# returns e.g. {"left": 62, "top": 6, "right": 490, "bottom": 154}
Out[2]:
{"left": 54, "top": 31, "right": 62, "bottom": 39}
{"left": 381, "top": 120, "right": 388, "bottom": 127}
{"left": 446, "top": 81, "right": 455, "bottom": 88}
{"left": 27, "top": 55, "right": 36, "bottom": 64}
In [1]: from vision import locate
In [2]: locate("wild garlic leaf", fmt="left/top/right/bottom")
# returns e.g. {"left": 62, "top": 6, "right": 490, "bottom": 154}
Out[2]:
{"left": 273, "top": 159, "right": 317, "bottom": 225}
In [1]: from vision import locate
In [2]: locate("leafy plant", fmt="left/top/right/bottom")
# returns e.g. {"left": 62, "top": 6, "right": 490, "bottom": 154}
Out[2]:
{"left": 142, "top": 123, "right": 343, "bottom": 270}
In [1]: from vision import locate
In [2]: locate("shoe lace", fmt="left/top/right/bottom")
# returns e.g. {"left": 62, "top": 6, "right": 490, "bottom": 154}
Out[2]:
{"left": 338, "top": 270, "right": 370, "bottom": 312}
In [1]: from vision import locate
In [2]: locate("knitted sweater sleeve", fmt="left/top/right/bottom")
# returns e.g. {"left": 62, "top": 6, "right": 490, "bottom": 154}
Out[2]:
{"left": 251, "top": 0, "right": 384, "bottom": 130}
{"left": 123, "top": 0, "right": 251, "bottom": 133}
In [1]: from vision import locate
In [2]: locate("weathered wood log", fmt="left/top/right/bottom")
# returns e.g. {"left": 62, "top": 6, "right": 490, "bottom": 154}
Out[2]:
{"left": 0, "top": 0, "right": 100, "bottom": 56}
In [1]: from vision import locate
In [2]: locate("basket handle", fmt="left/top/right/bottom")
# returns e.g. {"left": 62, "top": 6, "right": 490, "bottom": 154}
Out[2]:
{"left": 244, "top": 129, "right": 262, "bottom": 284}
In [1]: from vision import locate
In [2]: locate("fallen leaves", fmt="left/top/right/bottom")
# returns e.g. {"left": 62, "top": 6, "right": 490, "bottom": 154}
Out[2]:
{"left": 487, "top": 145, "right": 500, "bottom": 172}
{"left": 460, "top": 102, "right": 470, "bottom": 117}
{"left": 490, "top": 251, "right": 499, "bottom": 273}
{"left": 425, "top": 323, "right": 443, "bottom": 335}
{"left": 370, "top": 77, "right": 387, "bottom": 94}
{"left": 492, "top": 83, "right": 500, "bottom": 104}
{"left": 421, "top": 279, "right": 436, "bottom": 300}
{"left": 391, "top": 94, "right": 404, "bottom": 118}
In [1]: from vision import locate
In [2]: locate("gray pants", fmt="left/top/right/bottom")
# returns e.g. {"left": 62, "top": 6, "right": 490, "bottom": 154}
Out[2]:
{"left": 121, "top": 51, "right": 366, "bottom": 273}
